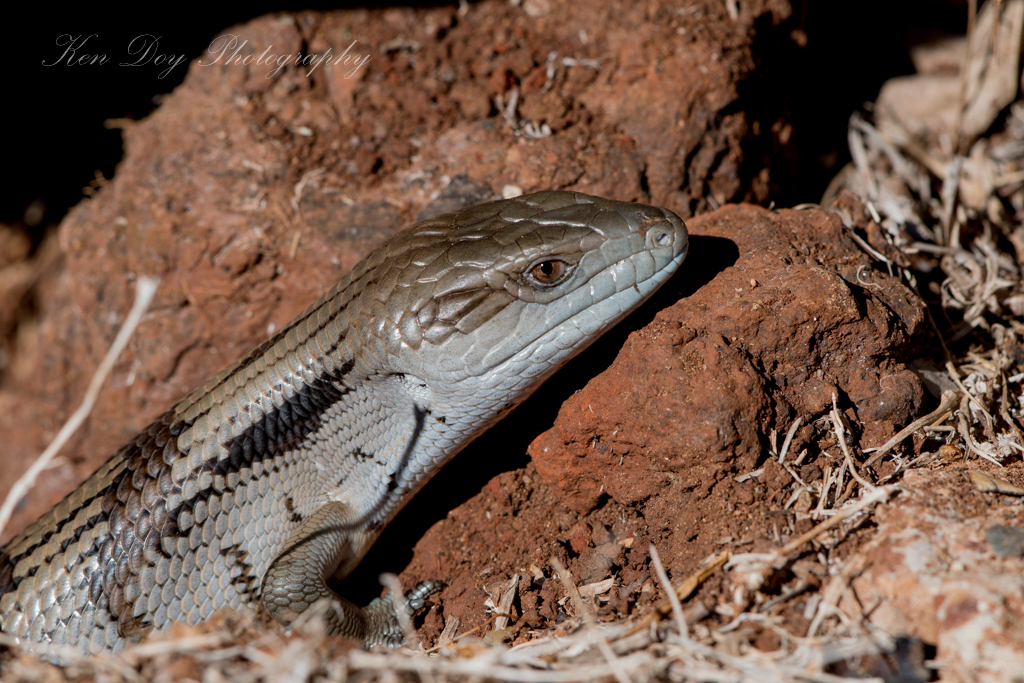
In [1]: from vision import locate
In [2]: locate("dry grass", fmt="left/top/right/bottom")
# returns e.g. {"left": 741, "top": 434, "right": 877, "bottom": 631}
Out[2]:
{"left": 4, "top": 2, "right": 1024, "bottom": 680}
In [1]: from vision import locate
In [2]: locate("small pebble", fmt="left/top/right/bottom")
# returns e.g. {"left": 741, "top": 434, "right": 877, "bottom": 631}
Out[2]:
{"left": 985, "top": 524, "right": 1024, "bottom": 558}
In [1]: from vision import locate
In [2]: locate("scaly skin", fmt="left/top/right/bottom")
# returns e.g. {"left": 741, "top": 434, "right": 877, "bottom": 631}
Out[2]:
{"left": 0, "top": 191, "right": 687, "bottom": 660}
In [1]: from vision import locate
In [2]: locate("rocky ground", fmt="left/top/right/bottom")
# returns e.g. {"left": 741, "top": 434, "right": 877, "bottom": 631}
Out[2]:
{"left": 2, "top": 1, "right": 1023, "bottom": 681}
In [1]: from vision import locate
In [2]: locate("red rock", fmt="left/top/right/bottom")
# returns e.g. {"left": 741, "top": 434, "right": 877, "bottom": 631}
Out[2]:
{"left": 531, "top": 204, "right": 927, "bottom": 514}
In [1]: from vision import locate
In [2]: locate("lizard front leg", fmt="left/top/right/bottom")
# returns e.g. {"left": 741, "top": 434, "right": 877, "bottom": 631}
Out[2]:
{"left": 259, "top": 501, "right": 438, "bottom": 647}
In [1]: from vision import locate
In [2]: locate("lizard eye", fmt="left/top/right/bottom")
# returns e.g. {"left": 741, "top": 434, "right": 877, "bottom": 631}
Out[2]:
{"left": 526, "top": 258, "right": 573, "bottom": 288}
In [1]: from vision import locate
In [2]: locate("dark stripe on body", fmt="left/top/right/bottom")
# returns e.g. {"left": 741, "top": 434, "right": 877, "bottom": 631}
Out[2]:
{"left": 0, "top": 354, "right": 428, "bottom": 643}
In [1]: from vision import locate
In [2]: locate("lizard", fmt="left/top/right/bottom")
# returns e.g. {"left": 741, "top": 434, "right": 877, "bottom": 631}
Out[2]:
{"left": 0, "top": 190, "right": 688, "bottom": 660}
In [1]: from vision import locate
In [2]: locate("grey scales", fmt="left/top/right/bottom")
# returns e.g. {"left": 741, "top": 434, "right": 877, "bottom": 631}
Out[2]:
{"left": 0, "top": 190, "right": 688, "bottom": 661}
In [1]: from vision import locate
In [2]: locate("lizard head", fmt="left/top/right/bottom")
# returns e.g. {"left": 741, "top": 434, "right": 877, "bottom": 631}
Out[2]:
{"left": 356, "top": 191, "right": 688, "bottom": 390}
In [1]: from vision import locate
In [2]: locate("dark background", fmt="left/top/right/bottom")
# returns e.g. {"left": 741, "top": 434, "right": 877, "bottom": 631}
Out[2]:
{"left": 4, "top": 2, "right": 966, "bottom": 247}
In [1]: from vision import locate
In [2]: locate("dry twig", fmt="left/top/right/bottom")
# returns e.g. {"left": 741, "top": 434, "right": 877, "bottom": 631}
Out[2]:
{"left": 0, "top": 277, "right": 159, "bottom": 539}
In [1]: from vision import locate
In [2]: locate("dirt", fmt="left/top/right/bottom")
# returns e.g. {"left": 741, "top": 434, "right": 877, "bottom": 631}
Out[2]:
{"left": 0, "top": 0, "right": 789, "bottom": 538}
{"left": 3, "top": 1, "right": 1023, "bottom": 681}
{"left": 394, "top": 199, "right": 930, "bottom": 645}
{"left": 837, "top": 466, "right": 1024, "bottom": 681}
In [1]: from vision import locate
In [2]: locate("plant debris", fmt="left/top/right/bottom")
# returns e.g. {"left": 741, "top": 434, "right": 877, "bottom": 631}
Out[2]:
{"left": 5, "top": 1, "right": 1024, "bottom": 681}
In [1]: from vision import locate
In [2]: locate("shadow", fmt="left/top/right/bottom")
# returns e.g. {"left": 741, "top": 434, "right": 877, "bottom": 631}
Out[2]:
{"left": 4, "top": 0, "right": 461, "bottom": 231}
{"left": 729, "top": 0, "right": 967, "bottom": 207}
{"left": 673, "top": 235, "right": 737, "bottom": 299}
{"left": 338, "top": 233, "right": 738, "bottom": 598}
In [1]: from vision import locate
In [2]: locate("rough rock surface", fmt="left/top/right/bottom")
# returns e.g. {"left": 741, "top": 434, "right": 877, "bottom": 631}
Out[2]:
{"left": 837, "top": 468, "right": 1024, "bottom": 683}
{"left": 0, "top": 0, "right": 788, "bottom": 539}
{"left": 530, "top": 204, "right": 927, "bottom": 515}
{"left": 5, "top": 2, "right": 1023, "bottom": 680}
{"left": 396, "top": 202, "right": 930, "bottom": 642}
